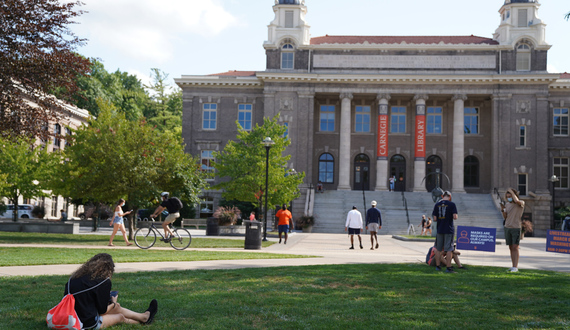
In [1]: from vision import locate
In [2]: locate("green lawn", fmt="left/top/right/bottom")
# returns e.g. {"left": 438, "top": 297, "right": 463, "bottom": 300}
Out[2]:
{"left": 0, "top": 247, "right": 312, "bottom": 266}
{"left": 0, "top": 232, "right": 274, "bottom": 248}
{"left": 1, "top": 264, "right": 569, "bottom": 329}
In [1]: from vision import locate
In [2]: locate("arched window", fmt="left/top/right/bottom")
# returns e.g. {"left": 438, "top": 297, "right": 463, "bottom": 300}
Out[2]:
{"left": 516, "top": 42, "right": 531, "bottom": 71}
{"left": 281, "top": 42, "right": 294, "bottom": 70}
{"left": 318, "top": 153, "right": 334, "bottom": 183}
{"left": 464, "top": 156, "right": 479, "bottom": 187}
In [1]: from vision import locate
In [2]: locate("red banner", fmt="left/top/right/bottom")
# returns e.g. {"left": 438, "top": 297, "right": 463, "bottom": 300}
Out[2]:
{"left": 377, "top": 115, "right": 388, "bottom": 157}
{"left": 415, "top": 115, "right": 425, "bottom": 158}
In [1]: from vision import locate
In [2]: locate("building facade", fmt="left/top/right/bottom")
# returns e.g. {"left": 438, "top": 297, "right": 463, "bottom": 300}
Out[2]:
{"left": 176, "top": 0, "right": 570, "bottom": 234}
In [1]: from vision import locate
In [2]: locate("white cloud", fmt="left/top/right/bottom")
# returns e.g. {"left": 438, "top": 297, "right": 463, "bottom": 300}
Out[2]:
{"left": 77, "top": 0, "right": 238, "bottom": 63}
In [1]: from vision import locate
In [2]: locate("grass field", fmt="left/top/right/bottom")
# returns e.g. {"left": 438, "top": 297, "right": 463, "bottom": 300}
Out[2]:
{"left": 1, "top": 264, "right": 569, "bottom": 329}
{"left": 0, "top": 232, "right": 275, "bottom": 248}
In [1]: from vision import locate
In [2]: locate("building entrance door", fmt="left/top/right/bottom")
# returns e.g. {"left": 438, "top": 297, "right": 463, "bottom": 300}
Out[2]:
{"left": 390, "top": 155, "right": 406, "bottom": 192}
{"left": 353, "top": 154, "right": 370, "bottom": 191}
{"left": 425, "top": 155, "right": 443, "bottom": 192}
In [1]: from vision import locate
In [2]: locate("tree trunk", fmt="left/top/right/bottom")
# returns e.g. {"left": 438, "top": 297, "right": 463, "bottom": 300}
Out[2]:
{"left": 12, "top": 193, "right": 18, "bottom": 222}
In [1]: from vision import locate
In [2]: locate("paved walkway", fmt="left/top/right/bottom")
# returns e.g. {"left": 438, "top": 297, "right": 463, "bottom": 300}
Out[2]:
{"left": 1, "top": 228, "right": 568, "bottom": 276}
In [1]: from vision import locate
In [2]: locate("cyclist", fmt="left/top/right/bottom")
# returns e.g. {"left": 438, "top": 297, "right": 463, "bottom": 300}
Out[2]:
{"left": 150, "top": 192, "right": 182, "bottom": 242}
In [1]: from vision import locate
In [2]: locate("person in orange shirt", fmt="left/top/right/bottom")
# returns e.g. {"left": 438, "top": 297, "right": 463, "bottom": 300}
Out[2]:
{"left": 275, "top": 204, "right": 292, "bottom": 244}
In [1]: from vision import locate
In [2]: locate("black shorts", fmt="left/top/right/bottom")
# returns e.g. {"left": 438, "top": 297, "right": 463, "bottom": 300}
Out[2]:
{"left": 348, "top": 228, "right": 361, "bottom": 235}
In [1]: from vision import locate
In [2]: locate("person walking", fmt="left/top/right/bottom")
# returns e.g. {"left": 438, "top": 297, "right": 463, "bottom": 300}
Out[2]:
{"left": 345, "top": 206, "right": 363, "bottom": 249}
{"left": 365, "top": 200, "right": 382, "bottom": 250}
{"left": 432, "top": 191, "right": 458, "bottom": 273}
{"left": 419, "top": 215, "right": 427, "bottom": 236}
{"left": 275, "top": 204, "right": 292, "bottom": 244}
{"left": 108, "top": 199, "right": 133, "bottom": 246}
{"left": 425, "top": 217, "right": 432, "bottom": 236}
{"left": 389, "top": 176, "right": 395, "bottom": 192}
{"left": 502, "top": 188, "right": 525, "bottom": 272}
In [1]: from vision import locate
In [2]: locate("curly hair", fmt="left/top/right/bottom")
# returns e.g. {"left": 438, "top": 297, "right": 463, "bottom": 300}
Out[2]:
{"left": 71, "top": 253, "right": 115, "bottom": 280}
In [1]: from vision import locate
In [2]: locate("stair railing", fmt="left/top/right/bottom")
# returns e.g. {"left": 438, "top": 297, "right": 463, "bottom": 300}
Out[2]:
{"left": 402, "top": 191, "right": 410, "bottom": 227}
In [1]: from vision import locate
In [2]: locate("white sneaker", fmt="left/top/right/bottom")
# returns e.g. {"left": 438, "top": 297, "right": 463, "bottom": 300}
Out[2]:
{"left": 508, "top": 267, "right": 518, "bottom": 272}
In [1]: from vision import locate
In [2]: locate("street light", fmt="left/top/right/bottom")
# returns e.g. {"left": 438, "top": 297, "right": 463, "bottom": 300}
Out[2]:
{"left": 549, "top": 174, "right": 559, "bottom": 230}
{"left": 287, "top": 168, "right": 297, "bottom": 233}
{"left": 262, "top": 137, "right": 275, "bottom": 241}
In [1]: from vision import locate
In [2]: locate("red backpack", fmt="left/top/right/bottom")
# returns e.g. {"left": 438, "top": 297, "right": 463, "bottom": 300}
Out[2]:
{"left": 47, "top": 278, "right": 109, "bottom": 330}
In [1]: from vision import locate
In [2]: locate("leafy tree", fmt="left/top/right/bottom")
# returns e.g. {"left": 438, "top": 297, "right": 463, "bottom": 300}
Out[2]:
{"left": 0, "top": 0, "right": 91, "bottom": 139}
{"left": 0, "top": 136, "right": 55, "bottom": 221}
{"left": 63, "top": 59, "right": 147, "bottom": 121}
{"left": 144, "top": 68, "right": 182, "bottom": 135}
{"left": 213, "top": 116, "right": 305, "bottom": 213}
{"left": 49, "top": 99, "right": 206, "bottom": 236}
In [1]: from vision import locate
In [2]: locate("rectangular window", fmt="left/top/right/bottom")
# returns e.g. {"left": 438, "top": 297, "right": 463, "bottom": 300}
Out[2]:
{"left": 238, "top": 104, "right": 252, "bottom": 130}
{"left": 355, "top": 106, "right": 370, "bottom": 133}
{"left": 51, "top": 196, "right": 58, "bottom": 217}
{"left": 427, "top": 107, "right": 443, "bottom": 134}
{"left": 519, "top": 125, "right": 526, "bottom": 147}
{"left": 284, "top": 122, "right": 289, "bottom": 138}
{"left": 53, "top": 124, "right": 61, "bottom": 149}
{"left": 516, "top": 52, "right": 531, "bottom": 71}
{"left": 201, "top": 150, "right": 215, "bottom": 179}
{"left": 64, "top": 127, "right": 72, "bottom": 148}
{"left": 320, "top": 105, "right": 335, "bottom": 132}
{"left": 281, "top": 52, "right": 294, "bottom": 69}
{"left": 464, "top": 107, "right": 479, "bottom": 134}
{"left": 390, "top": 107, "right": 406, "bottom": 133}
{"left": 202, "top": 103, "right": 217, "bottom": 130}
{"left": 518, "top": 174, "right": 528, "bottom": 196}
{"left": 554, "top": 157, "right": 569, "bottom": 189}
{"left": 285, "top": 11, "right": 294, "bottom": 28}
{"left": 518, "top": 9, "right": 528, "bottom": 27}
{"left": 553, "top": 108, "right": 569, "bottom": 136}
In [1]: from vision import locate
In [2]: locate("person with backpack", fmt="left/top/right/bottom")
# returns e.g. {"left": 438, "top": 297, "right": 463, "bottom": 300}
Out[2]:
{"left": 151, "top": 192, "right": 183, "bottom": 242}
{"left": 48, "top": 253, "right": 157, "bottom": 329}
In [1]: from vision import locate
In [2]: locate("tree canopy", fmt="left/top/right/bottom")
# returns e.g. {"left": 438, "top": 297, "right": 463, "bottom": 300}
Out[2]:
{"left": 0, "top": 0, "right": 91, "bottom": 139}
{"left": 213, "top": 116, "right": 305, "bottom": 211}
{"left": 0, "top": 136, "right": 56, "bottom": 221}
{"left": 49, "top": 100, "right": 206, "bottom": 232}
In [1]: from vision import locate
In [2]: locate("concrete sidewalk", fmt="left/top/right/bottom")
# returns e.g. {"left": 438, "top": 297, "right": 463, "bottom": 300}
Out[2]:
{"left": 0, "top": 231, "right": 568, "bottom": 276}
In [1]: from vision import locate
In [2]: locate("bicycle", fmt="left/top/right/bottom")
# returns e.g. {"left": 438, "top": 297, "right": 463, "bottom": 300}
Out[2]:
{"left": 134, "top": 217, "right": 192, "bottom": 250}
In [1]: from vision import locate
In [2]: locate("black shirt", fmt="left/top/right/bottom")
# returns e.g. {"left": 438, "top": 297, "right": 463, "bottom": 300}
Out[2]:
{"left": 161, "top": 198, "right": 179, "bottom": 213}
{"left": 64, "top": 276, "right": 111, "bottom": 328}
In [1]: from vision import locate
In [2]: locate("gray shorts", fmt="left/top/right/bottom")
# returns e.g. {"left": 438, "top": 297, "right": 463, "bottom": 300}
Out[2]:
{"left": 436, "top": 233, "right": 454, "bottom": 252}
{"left": 367, "top": 223, "right": 380, "bottom": 232}
{"left": 505, "top": 227, "right": 522, "bottom": 246}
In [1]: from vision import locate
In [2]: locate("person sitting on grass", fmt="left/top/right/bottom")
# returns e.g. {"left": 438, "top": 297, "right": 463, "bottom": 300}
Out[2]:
{"left": 426, "top": 244, "right": 466, "bottom": 270}
{"left": 62, "top": 253, "right": 157, "bottom": 328}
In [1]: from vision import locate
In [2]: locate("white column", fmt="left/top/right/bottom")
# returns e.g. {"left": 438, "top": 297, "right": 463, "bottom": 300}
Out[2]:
{"left": 375, "top": 94, "right": 390, "bottom": 191}
{"left": 452, "top": 94, "right": 467, "bottom": 193}
{"left": 413, "top": 95, "right": 428, "bottom": 192}
{"left": 337, "top": 93, "right": 353, "bottom": 190}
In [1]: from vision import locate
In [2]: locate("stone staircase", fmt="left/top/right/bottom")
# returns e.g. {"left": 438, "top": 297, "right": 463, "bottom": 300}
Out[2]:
{"left": 311, "top": 190, "right": 504, "bottom": 237}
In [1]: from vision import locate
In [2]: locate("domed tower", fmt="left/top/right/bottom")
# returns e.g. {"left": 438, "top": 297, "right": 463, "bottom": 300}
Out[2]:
{"left": 493, "top": 0, "right": 550, "bottom": 72}
{"left": 264, "top": 0, "right": 311, "bottom": 70}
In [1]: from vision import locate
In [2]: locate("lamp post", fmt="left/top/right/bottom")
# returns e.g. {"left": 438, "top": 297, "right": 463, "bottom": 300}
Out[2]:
{"left": 262, "top": 137, "right": 275, "bottom": 241}
{"left": 287, "top": 168, "right": 297, "bottom": 232}
{"left": 549, "top": 175, "right": 559, "bottom": 230}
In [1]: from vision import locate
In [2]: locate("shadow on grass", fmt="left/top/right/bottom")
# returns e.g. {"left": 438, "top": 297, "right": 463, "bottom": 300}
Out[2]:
{"left": 2, "top": 263, "right": 569, "bottom": 329}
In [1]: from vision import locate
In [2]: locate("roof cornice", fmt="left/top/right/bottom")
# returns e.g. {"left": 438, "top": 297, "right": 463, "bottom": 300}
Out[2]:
{"left": 256, "top": 72, "right": 561, "bottom": 85}
{"left": 175, "top": 75, "right": 263, "bottom": 88}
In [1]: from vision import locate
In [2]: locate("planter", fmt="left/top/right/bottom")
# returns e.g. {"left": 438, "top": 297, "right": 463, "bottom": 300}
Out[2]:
{"left": 302, "top": 225, "right": 313, "bottom": 233}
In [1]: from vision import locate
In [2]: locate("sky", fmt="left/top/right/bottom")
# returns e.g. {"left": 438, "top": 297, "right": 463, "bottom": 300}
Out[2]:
{"left": 70, "top": 0, "right": 570, "bottom": 88}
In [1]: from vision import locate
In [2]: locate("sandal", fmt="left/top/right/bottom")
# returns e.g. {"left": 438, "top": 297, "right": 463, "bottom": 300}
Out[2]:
{"left": 108, "top": 243, "right": 114, "bottom": 246}
{"left": 126, "top": 242, "right": 133, "bottom": 246}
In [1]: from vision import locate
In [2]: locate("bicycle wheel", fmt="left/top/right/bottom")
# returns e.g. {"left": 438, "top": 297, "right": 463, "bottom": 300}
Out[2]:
{"left": 170, "top": 228, "right": 192, "bottom": 250}
{"left": 134, "top": 227, "right": 157, "bottom": 249}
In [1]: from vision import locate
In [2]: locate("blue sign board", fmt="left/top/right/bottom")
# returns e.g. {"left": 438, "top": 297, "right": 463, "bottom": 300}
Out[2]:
{"left": 455, "top": 226, "right": 496, "bottom": 252}
{"left": 546, "top": 230, "right": 570, "bottom": 254}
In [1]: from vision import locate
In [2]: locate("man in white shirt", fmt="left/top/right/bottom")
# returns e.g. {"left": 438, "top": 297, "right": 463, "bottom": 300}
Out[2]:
{"left": 344, "top": 206, "right": 363, "bottom": 249}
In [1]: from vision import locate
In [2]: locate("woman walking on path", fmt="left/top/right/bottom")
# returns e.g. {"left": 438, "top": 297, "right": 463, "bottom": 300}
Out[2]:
{"left": 108, "top": 199, "right": 133, "bottom": 246}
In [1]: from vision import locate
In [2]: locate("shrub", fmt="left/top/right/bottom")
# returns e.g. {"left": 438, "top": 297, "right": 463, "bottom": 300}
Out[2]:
{"left": 213, "top": 206, "right": 241, "bottom": 226}
{"left": 32, "top": 206, "right": 45, "bottom": 219}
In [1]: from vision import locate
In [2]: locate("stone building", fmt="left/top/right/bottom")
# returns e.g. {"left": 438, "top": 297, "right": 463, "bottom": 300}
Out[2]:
{"left": 176, "top": 0, "right": 570, "bottom": 235}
